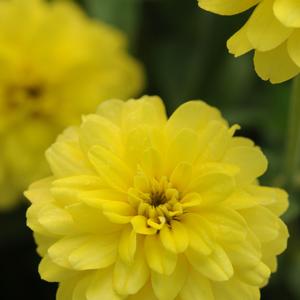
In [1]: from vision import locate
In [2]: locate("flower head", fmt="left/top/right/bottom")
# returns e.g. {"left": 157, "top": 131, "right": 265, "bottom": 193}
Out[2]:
{"left": 0, "top": 0, "right": 143, "bottom": 209}
{"left": 198, "top": 0, "right": 300, "bottom": 83}
{"left": 26, "top": 96, "right": 289, "bottom": 300}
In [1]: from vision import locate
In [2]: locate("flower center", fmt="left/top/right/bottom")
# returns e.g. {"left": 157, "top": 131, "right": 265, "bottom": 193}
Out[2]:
{"left": 130, "top": 175, "right": 184, "bottom": 231}
{"left": 5, "top": 83, "right": 45, "bottom": 111}
{"left": 149, "top": 190, "right": 168, "bottom": 207}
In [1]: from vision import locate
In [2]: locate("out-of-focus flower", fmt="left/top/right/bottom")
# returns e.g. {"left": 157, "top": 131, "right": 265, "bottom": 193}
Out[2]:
{"left": 26, "top": 96, "right": 289, "bottom": 300}
{"left": 198, "top": 0, "right": 300, "bottom": 83}
{"left": 0, "top": 0, "right": 144, "bottom": 210}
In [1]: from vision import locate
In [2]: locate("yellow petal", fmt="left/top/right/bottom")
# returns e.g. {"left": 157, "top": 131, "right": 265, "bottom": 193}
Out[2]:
{"left": 79, "top": 114, "right": 121, "bottom": 154}
{"left": 188, "top": 171, "right": 235, "bottom": 205}
{"left": 24, "top": 177, "right": 54, "bottom": 204}
{"left": 73, "top": 275, "right": 91, "bottom": 300}
{"left": 246, "top": 0, "right": 292, "bottom": 51}
{"left": 165, "top": 101, "right": 223, "bottom": 139}
{"left": 56, "top": 277, "right": 78, "bottom": 300}
{"left": 227, "top": 23, "right": 253, "bottom": 57}
{"left": 113, "top": 247, "right": 149, "bottom": 295}
{"left": 37, "top": 203, "right": 76, "bottom": 235}
{"left": 66, "top": 202, "right": 121, "bottom": 234}
{"left": 87, "top": 268, "right": 122, "bottom": 300}
{"left": 122, "top": 96, "right": 166, "bottom": 132}
{"left": 181, "top": 214, "right": 214, "bottom": 255}
{"left": 262, "top": 218, "right": 289, "bottom": 257}
{"left": 131, "top": 215, "right": 157, "bottom": 235}
{"left": 186, "top": 245, "right": 233, "bottom": 281}
{"left": 118, "top": 225, "right": 137, "bottom": 264}
{"left": 213, "top": 277, "right": 260, "bottom": 300}
{"left": 198, "top": 0, "right": 259, "bottom": 15}
{"left": 222, "top": 145, "right": 267, "bottom": 185}
{"left": 46, "top": 137, "right": 94, "bottom": 178}
{"left": 196, "top": 122, "right": 232, "bottom": 163}
{"left": 180, "top": 193, "right": 203, "bottom": 209}
{"left": 245, "top": 185, "right": 289, "bottom": 216}
{"left": 236, "top": 261, "right": 271, "bottom": 287}
{"left": 102, "top": 201, "right": 135, "bottom": 224}
{"left": 140, "top": 147, "right": 163, "bottom": 178}
{"left": 88, "top": 145, "right": 133, "bottom": 190}
{"left": 202, "top": 207, "right": 247, "bottom": 242}
{"left": 48, "top": 234, "right": 118, "bottom": 270}
{"left": 180, "top": 269, "right": 214, "bottom": 300}
{"left": 274, "top": 0, "right": 300, "bottom": 28}
{"left": 39, "top": 255, "right": 74, "bottom": 282}
{"left": 254, "top": 43, "right": 299, "bottom": 83}
{"left": 159, "top": 220, "right": 189, "bottom": 253}
{"left": 170, "top": 162, "right": 193, "bottom": 192}
{"left": 241, "top": 206, "right": 280, "bottom": 242}
{"left": 144, "top": 234, "right": 177, "bottom": 275}
{"left": 165, "top": 129, "right": 200, "bottom": 173}
{"left": 127, "top": 282, "right": 157, "bottom": 300}
{"left": 96, "top": 99, "right": 124, "bottom": 126}
{"left": 151, "top": 256, "right": 188, "bottom": 300}
{"left": 287, "top": 30, "right": 300, "bottom": 67}
{"left": 225, "top": 236, "right": 261, "bottom": 269}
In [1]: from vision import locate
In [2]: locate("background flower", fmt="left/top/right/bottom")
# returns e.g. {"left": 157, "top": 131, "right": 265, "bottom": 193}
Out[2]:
{"left": 0, "top": 0, "right": 144, "bottom": 210}
{"left": 26, "top": 96, "right": 288, "bottom": 300}
{"left": 198, "top": 0, "right": 300, "bottom": 83}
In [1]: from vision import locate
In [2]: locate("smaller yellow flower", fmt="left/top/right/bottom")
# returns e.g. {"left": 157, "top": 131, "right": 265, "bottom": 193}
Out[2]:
{"left": 26, "top": 96, "right": 288, "bottom": 300}
{"left": 0, "top": 0, "right": 144, "bottom": 210}
{"left": 198, "top": 0, "right": 300, "bottom": 83}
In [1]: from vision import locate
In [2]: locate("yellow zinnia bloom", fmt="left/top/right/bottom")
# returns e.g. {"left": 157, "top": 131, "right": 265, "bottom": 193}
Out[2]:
{"left": 0, "top": 0, "right": 143, "bottom": 210}
{"left": 198, "top": 0, "right": 300, "bottom": 83}
{"left": 25, "top": 96, "right": 289, "bottom": 300}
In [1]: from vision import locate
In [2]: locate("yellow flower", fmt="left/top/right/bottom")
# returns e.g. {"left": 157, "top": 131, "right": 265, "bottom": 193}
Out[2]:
{"left": 0, "top": 0, "right": 143, "bottom": 210}
{"left": 198, "top": 0, "right": 300, "bottom": 83}
{"left": 25, "top": 96, "right": 288, "bottom": 300}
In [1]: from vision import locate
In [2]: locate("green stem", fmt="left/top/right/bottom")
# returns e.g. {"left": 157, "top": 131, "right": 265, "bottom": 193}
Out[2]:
{"left": 284, "top": 75, "right": 300, "bottom": 187}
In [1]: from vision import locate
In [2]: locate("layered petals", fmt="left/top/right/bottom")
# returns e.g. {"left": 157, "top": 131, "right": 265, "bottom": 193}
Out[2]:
{"left": 25, "top": 97, "right": 288, "bottom": 300}
{"left": 199, "top": 0, "right": 300, "bottom": 82}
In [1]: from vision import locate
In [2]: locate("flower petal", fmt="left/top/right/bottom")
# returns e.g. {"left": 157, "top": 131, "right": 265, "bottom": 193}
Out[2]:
{"left": 274, "top": 0, "right": 300, "bottom": 28}
{"left": 227, "top": 23, "right": 253, "bottom": 57}
{"left": 39, "top": 255, "right": 74, "bottom": 282}
{"left": 186, "top": 245, "right": 234, "bottom": 281}
{"left": 87, "top": 268, "right": 122, "bottom": 300}
{"left": 151, "top": 256, "right": 188, "bottom": 300}
{"left": 213, "top": 277, "right": 260, "bottom": 300}
{"left": 198, "top": 0, "right": 259, "bottom": 15}
{"left": 48, "top": 234, "right": 118, "bottom": 270}
{"left": 254, "top": 43, "right": 299, "bottom": 83}
{"left": 165, "top": 101, "right": 223, "bottom": 139}
{"left": 287, "top": 30, "right": 300, "bottom": 67}
{"left": 144, "top": 234, "right": 177, "bottom": 275}
{"left": 88, "top": 145, "right": 133, "bottom": 190}
{"left": 113, "top": 246, "right": 149, "bottom": 295}
{"left": 222, "top": 145, "right": 267, "bottom": 185}
{"left": 246, "top": 0, "right": 292, "bottom": 51}
{"left": 159, "top": 220, "right": 189, "bottom": 253}
{"left": 118, "top": 225, "right": 137, "bottom": 264}
{"left": 180, "top": 269, "right": 214, "bottom": 300}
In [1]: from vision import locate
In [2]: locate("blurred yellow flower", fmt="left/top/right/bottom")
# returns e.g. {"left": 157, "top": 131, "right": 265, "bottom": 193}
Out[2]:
{"left": 198, "top": 0, "right": 300, "bottom": 83}
{"left": 0, "top": 0, "right": 144, "bottom": 210}
{"left": 26, "top": 96, "right": 288, "bottom": 300}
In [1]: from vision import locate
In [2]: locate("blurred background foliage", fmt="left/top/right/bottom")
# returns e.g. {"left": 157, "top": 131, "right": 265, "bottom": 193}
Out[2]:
{"left": 0, "top": 0, "right": 299, "bottom": 299}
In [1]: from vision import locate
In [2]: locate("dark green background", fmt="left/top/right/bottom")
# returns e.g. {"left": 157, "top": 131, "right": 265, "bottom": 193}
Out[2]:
{"left": 1, "top": 0, "right": 299, "bottom": 299}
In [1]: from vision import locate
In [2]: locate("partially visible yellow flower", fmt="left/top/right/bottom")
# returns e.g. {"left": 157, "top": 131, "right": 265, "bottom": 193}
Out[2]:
{"left": 198, "top": 0, "right": 300, "bottom": 83}
{"left": 0, "top": 0, "right": 144, "bottom": 210}
{"left": 26, "top": 96, "right": 289, "bottom": 300}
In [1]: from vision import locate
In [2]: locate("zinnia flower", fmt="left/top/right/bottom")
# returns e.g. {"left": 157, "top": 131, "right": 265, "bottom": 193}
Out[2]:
{"left": 198, "top": 0, "right": 300, "bottom": 83}
{"left": 0, "top": 0, "right": 143, "bottom": 209}
{"left": 25, "top": 96, "right": 289, "bottom": 300}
